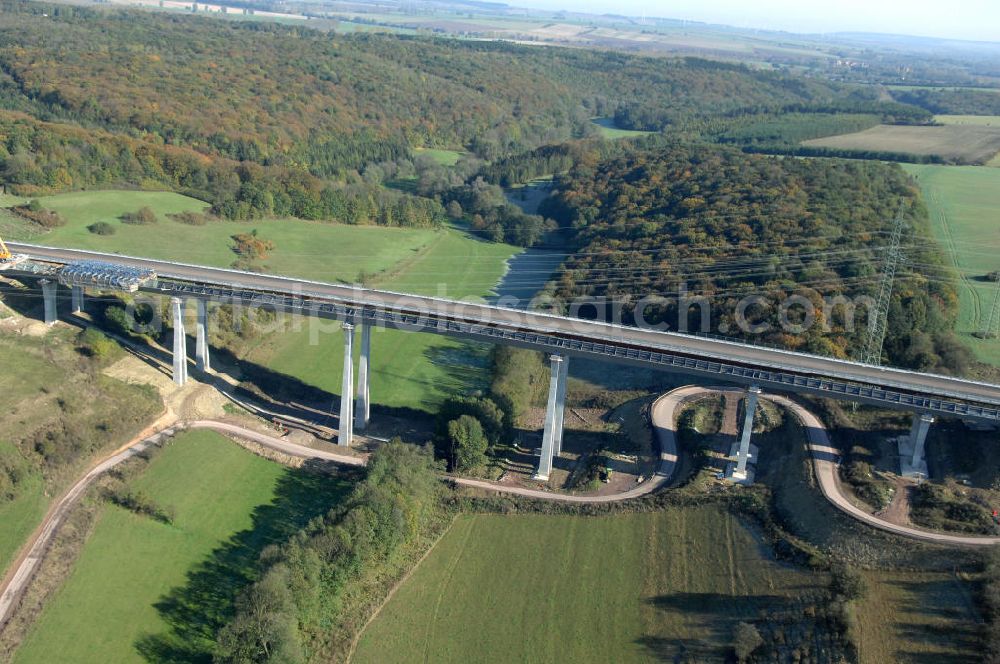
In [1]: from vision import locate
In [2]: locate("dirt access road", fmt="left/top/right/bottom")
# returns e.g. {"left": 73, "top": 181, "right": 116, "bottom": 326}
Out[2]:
{"left": 664, "top": 386, "right": 1000, "bottom": 547}
{"left": 0, "top": 390, "right": 680, "bottom": 629}
{"left": 4, "top": 383, "right": 996, "bottom": 632}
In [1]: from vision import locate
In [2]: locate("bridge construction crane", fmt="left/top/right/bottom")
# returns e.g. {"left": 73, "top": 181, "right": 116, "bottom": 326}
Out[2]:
{"left": 0, "top": 235, "right": 26, "bottom": 268}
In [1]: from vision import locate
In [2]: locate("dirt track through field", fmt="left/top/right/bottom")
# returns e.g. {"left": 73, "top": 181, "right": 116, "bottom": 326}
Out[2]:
{"left": 933, "top": 189, "right": 984, "bottom": 330}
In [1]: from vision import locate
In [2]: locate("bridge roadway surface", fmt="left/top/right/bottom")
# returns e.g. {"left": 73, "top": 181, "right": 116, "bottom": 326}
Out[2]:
{"left": 2, "top": 384, "right": 997, "bottom": 631}
{"left": 10, "top": 242, "right": 1000, "bottom": 420}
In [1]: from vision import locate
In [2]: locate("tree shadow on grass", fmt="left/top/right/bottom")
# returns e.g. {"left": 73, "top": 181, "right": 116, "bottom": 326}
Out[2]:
{"left": 134, "top": 459, "right": 359, "bottom": 663}
{"left": 636, "top": 592, "right": 807, "bottom": 663}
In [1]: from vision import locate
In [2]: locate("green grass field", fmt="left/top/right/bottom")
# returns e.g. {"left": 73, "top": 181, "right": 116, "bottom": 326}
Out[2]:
{"left": 855, "top": 570, "right": 979, "bottom": 663}
{"left": 13, "top": 430, "right": 353, "bottom": 664}
{"left": 936, "top": 115, "right": 1000, "bottom": 126}
{"left": 903, "top": 164, "right": 1000, "bottom": 365}
{"left": 3, "top": 189, "right": 521, "bottom": 413}
{"left": 353, "top": 507, "right": 823, "bottom": 663}
{"left": 0, "top": 448, "right": 47, "bottom": 579}
{"left": 4, "top": 190, "right": 442, "bottom": 284}
{"left": 246, "top": 230, "right": 519, "bottom": 412}
{"left": 591, "top": 117, "right": 655, "bottom": 139}
{"left": 413, "top": 147, "right": 465, "bottom": 166}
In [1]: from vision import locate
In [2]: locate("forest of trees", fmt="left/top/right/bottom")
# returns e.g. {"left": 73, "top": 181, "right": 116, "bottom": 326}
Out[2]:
{"left": 890, "top": 87, "right": 1000, "bottom": 116}
{"left": 214, "top": 442, "right": 446, "bottom": 663}
{"left": 0, "top": 3, "right": 885, "bottom": 166}
{"left": 0, "top": 111, "right": 446, "bottom": 224}
{"left": 0, "top": 0, "right": 934, "bottom": 228}
{"left": 538, "top": 144, "right": 972, "bottom": 374}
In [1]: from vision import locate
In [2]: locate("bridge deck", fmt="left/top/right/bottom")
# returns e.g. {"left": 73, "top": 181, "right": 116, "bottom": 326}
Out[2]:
{"left": 9, "top": 242, "right": 1000, "bottom": 422}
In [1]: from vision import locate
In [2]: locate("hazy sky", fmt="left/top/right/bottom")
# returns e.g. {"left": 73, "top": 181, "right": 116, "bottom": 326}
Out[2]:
{"left": 516, "top": 0, "right": 1000, "bottom": 42}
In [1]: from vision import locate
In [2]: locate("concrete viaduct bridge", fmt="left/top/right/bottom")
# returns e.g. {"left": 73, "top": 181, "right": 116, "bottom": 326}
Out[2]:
{"left": 7, "top": 241, "right": 1000, "bottom": 482}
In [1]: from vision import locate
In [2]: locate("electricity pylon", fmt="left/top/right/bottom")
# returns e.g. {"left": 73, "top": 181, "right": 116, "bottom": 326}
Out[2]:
{"left": 980, "top": 278, "right": 1000, "bottom": 339}
{"left": 861, "top": 208, "right": 906, "bottom": 366}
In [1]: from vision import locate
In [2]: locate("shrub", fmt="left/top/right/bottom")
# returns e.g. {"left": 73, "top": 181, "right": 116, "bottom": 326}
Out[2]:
{"left": 447, "top": 415, "right": 489, "bottom": 472}
{"left": 87, "top": 221, "right": 116, "bottom": 235}
{"left": 230, "top": 229, "right": 275, "bottom": 260}
{"left": 103, "top": 485, "right": 175, "bottom": 524}
{"left": 214, "top": 440, "right": 444, "bottom": 661}
{"left": 490, "top": 345, "right": 547, "bottom": 423}
{"left": 733, "top": 621, "right": 763, "bottom": 662}
{"left": 167, "top": 210, "right": 211, "bottom": 225}
{"left": 13, "top": 203, "right": 65, "bottom": 228}
{"left": 214, "top": 565, "right": 303, "bottom": 663}
{"left": 120, "top": 206, "right": 158, "bottom": 224}
{"left": 830, "top": 564, "right": 866, "bottom": 601}
{"left": 77, "top": 328, "right": 118, "bottom": 360}
{"left": 103, "top": 305, "right": 138, "bottom": 336}
{"left": 0, "top": 447, "right": 29, "bottom": 502}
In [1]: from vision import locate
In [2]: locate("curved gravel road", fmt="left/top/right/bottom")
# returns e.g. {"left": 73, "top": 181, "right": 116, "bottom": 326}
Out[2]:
{"left": 765, "top": 392, "right": 1000, "bottom": 547}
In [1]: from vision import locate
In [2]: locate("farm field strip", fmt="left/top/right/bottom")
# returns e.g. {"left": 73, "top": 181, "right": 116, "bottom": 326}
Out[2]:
{"left": 935, "top": 115, "right": 1000, "bottom": 126}
{"left": 855, "top": 570, "right": 980, "bottom": 663}
{"left": 904, "top": 164, "right": 1000, "bottom": 365}
{"left": 353, "top": 508, "right": 821, "bottom": 664}
{"left": 803, "top": 124, "right": 1000, "bottom": 163}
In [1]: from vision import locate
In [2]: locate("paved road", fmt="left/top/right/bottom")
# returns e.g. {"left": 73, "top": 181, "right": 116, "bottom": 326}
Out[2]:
{"left": 12, "top": 242, "right": 1000, "bottom": 410}
{"left": 192, "top": 418, "right": 678, "bottom": 503}
{"left": 766, "top": 393, "right": 1000, "bottom": 547}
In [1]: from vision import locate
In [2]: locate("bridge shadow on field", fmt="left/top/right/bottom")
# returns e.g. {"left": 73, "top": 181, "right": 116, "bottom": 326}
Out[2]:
{"left": 0, "top": 280, "right": 439, "bottom": 440}
{"left": 421, "top": 342, "right": 492, "bottom": 408}
{"left": 134, "top": 460, "right": 358, "bottom": 663}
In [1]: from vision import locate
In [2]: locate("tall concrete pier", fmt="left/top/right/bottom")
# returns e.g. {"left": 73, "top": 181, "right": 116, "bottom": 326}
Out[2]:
{"left": 534, "top": 354, "right": 568, "bottom": 481}
{"left": 339, "top": 323, "right": 354, "bottom": 446}
{"left": 171, "top": 297, "right": 187, "bottom": 386}
{"left": 355, "top": 322, "right": 371, "bottom": 432}
{"left": 195, "top": 299, "right": 210, "bottom": 372}
{"left": 40, "top": 279, "right": 57, "bottom": 325}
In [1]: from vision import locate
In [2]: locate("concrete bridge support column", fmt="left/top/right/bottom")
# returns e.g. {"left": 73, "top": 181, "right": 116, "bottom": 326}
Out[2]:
{"left": 552, "top": 355, "right": 570, "bottom": 456}
{"left": 40, "top": 279, "right": 57, "bottom": 325}
{"left": 339, "top": 323, "right": 354, "bottom": 447}
{"left": 534, "top": 354, "right": 566, "bottom": 481}
{"left": 71, "top": 286, "right": 84, "bottom": 314}
{"left": 899, "top": 413, "right": 935, "bottom": 478}
{"left": 727, "top": 385, "right": 761, "bottom": 484}
{"left": 354, "top": 322, "right": 371, "bottom": 432}
{"left": 195, "top": 299, "right": 210, "bottom": 373}
{"left": 171, "top": 297, "right": 187, "bottom": 386}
